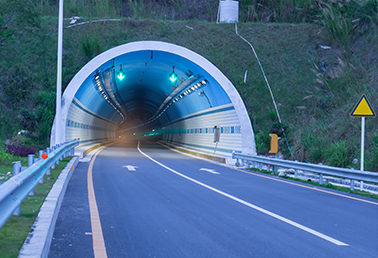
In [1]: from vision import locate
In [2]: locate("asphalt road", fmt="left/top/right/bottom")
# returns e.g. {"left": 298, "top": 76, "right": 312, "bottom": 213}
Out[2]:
{"left": 49, "top": 140, "right": 378, "bottom": 258}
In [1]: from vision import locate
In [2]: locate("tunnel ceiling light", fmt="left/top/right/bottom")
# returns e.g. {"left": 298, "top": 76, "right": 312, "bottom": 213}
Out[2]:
{"left": 95, "top": 72, "right": 125, "bottom": 124}
{"left": 185, "top": 70, "right": 193, "bottom": 78}
{"left": 169, "top": 66, "right": 178, "bottom": 83}
{"left": 117, "top": 64, "right": 125, "bottom": 81}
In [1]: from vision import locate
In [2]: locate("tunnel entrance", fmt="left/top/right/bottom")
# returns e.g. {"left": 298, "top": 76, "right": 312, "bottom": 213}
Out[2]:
{"left": 51, "top": 41, "right": 256, "bottom": 155}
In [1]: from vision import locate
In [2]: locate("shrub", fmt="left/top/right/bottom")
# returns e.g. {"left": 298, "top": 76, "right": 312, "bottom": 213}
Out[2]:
{"left": 6, "top": 145, "right": 36, "bottom": 157}
{"left": 319, "top": 1, "right": 354, "bottom": 48}
{"left": 5, "top": 135, "right": 35, "bottom": 157}
{"left": 326, "top": 140, "right": 355, "bottom": 168}
{"left": 365, "top": 132, "right": 378, "bottom": 172}
{"left": 0, "top": 149, "right": 13, "bottom": 166}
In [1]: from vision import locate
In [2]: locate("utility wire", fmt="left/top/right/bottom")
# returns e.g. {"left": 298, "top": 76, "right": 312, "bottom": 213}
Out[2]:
{"left": 235, "top": 23, "right": 296, "bottom": 160}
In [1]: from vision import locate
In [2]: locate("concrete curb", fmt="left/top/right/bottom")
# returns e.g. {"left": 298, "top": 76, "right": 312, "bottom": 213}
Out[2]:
{"left": 159, "top": 141, "right": 228, "bottom": 164}
{"left": 75, "top": 140, "right": 120, "bottom": 158}
{"left": 18, "top": 156, "right": 80, "bottom": 258}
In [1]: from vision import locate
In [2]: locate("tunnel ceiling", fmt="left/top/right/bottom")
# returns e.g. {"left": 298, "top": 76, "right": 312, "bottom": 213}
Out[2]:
{"left": 74, "top": 47, "right": 233, "bottom": 131}
{"left": 53, "top": 41, "right": 256, "bottom": 155}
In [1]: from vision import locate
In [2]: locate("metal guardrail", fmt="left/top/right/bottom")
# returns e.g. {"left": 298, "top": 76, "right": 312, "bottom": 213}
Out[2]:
{"left": 0, "top": 139, "right": 79, "bottom": 230}
{"left": 232, "top": 152, "right": 378, "bottom": 191}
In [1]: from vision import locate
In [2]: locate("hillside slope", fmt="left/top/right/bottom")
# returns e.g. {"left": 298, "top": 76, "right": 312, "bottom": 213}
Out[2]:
{"left": 0, "top": 15, "right": 377, "bottom": 170}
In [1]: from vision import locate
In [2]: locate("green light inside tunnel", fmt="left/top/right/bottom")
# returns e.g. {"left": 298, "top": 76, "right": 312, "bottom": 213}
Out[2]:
{"left": 169, "top": 71, "right": 178, "bottom": 82}
{"left": 117, "top": 70, "right": 125, "bottom": 81}
{"left": 169, "top": 66, "right": 178, "bottom": 82}
{"left": 117, "top": 64, "right": 125, "bottom": 81}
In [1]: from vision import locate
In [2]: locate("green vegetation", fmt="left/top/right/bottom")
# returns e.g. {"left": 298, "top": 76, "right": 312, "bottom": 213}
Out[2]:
{"left": 0, "top": 0, "right": 377, "bottom": 170}
{"left": 0, "top": 157, "right": 72, "bottom": 258}
{"left": 247, "top": 167, "right": 378, "bottom": 200}
{"left": 0, "top": 141, "right": 28, "bottom": 170}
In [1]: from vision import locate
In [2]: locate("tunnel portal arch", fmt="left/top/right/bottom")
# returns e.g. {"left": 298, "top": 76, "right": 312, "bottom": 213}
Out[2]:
{"left": 51, "top": 41, "right": 256, "bottom": 155}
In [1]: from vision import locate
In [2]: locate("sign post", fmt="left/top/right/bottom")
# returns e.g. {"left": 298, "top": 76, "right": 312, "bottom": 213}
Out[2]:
{"left": 350, "top": 94, "right": 376, "bottom": 172}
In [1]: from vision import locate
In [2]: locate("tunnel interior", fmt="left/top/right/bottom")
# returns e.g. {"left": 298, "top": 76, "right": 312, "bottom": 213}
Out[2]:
{"left": 52, "top": 41, "right": 256, "bottom": 156}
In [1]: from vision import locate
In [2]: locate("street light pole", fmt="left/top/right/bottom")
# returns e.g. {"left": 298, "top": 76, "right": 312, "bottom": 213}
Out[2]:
{"left": 56, "top": 0, "right": 63, "bottom": 145}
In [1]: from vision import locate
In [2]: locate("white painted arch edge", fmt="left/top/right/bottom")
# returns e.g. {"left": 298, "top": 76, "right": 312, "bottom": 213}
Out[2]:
{"left": 51, "top": 41, "right": 256, "bottom": 155}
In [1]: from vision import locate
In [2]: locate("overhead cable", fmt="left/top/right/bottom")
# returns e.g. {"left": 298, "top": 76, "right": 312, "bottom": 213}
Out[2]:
{"left": 234, "top": 23, "right": 296, "bottom": 160}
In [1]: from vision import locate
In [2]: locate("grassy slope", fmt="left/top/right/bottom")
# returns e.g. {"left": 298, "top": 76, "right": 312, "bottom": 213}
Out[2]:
{"left": 0, "top": 17, "right": 377, "bottom": 170}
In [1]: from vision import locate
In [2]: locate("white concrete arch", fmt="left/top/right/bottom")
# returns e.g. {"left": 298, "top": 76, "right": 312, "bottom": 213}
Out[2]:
{"left": 51, "top": 41, "right": 256, "bottom": 155}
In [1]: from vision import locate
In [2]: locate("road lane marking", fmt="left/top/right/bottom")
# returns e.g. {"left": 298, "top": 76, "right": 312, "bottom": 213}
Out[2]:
{"left": 200, "top": 168, "right": 220, "bottom": 174}
{"left": 122, "top": 165, "right": 138, "bottom": 171}
{"left": 159, "top": 142, "right": 378, "bottom": 206}
{"left": 88, "top": 148, "right": 108, "bottom": 258}
{"left": 137, "top": 141, "right": 349, "bottom": 246}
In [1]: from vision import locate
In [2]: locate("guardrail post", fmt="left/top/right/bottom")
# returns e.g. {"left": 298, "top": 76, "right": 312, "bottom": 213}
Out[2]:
{"left": 37, "top": 150, "right": 44, "bottom": 183}
{"left": 51, "top": 146, "right": 56, "bottom": 169}
{"left": 46, "top": 148, "right": 51, "bottom": 175}
{"left": 350, "top": 179, "right": 355, "bottom": 191}
{"left": 26, "top": 154, "right": 37, "bottom": 193}
{"left": 28, "top": 154, "right": 34, "bottom": 167}
{"left": 12, "top": 204, "right": 21, "bottom": 216}
{"left": 56, "top": 144, "right": 62, "bottom": 162}
{"left": 319, "top": 173, "right": 323, "bottom": 185}
{"left": 26, "top": 158, "right": 35, "bottom": 196}
{"left": 11, "top": 162, "right": 22, "bottom": 215}
{"left": 57, "top": 144, "right": 63, "bottom": 162}
{"left": 294, "top": 169, "right": 298, "bottom": 178}
{"left": 259, "top": 163, "right": 262, "bottom": 171}
{"left": 360, "top": 181, "right": 364, "bottom": 191}
{"left": 12, "top": 161, "right": 21, "bottom": 176}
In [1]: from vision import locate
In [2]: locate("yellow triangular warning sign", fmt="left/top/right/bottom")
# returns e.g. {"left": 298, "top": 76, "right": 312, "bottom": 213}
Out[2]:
{"left": 350, "top": 94, "right": 376, "bottom": 117}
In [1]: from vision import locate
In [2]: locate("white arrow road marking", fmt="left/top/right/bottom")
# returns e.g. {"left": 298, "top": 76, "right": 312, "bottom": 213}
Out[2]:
{"left": 137, "top": 141, "right": 348, "bottom": 247}
{"left": 122, "top": 165, "right": 138, "bottom": 171}
{"left": 200, "top": 168, "right": 220, "bottom": 174}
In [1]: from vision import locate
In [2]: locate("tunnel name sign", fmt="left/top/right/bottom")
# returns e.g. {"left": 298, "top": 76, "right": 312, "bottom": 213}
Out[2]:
{"left": 350, "top": 94, "right": 376, "bottom": 172}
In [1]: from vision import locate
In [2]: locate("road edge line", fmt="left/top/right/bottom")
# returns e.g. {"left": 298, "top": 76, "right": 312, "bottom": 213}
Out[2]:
{"left": 137, "top": 141, "right": 349, "bottom": 247}
{"left": 160, "top": 141, "right": 378, "bottom": 206}
{"left": 87, "top": 147, "right": 109, "bottom": 258}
